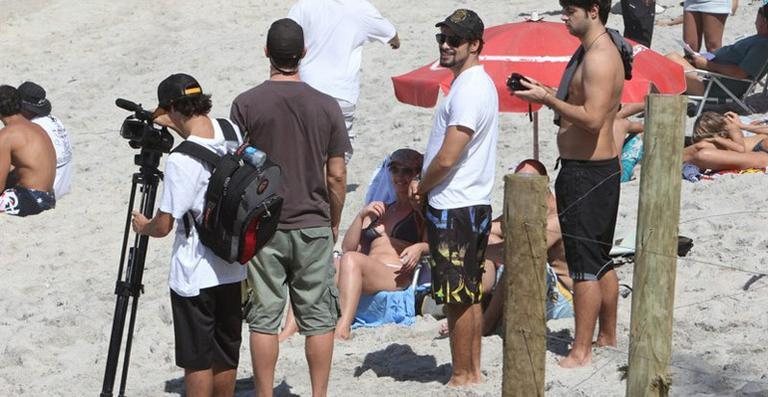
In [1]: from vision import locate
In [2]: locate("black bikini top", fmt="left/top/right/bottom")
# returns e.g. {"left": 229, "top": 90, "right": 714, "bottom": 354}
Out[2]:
{"left": 360, "top": 208, "right": 421, "bottom": 245}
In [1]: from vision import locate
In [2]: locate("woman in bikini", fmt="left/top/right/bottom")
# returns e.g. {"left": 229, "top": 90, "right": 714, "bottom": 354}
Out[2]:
{"left": 684, "top": 111, "right": 768, "bottom": 170}
{"left": 334, "top": 148, "right": 428, "bottom": 340}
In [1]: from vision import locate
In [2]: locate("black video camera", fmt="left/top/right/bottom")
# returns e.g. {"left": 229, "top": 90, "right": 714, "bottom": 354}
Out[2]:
{"left": 116, "top": 98, "right": 173, "bottom": 153}
{"left": 506, "top": 73, "right": 531, "bottom": 91}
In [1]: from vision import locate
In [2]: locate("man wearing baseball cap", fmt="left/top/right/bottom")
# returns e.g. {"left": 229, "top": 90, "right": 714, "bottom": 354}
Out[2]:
{"left": 411, "top": 9, "right": 498, "bottom": 386}
{"left": 131, "top": 73, "right": 246, "bottom": 396}
{"left": 17, "top": 81, "right": 74, "bottom": 199}
{"left": 230, "top": 18, "right": 350, "bottom": 397}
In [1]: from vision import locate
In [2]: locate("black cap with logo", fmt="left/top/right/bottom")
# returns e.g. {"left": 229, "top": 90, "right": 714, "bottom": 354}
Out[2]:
{"left": 157, "top": 73, "right": 203, "bottom": 109}
{"left": 436, "top": 9, "right": 484, "bottom": 41}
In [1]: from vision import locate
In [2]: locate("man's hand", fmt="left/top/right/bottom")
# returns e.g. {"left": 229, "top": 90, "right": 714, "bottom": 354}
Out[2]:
{"left": 389, "top": 33, "right": 401, "bottom": 49}
{"left": 408, "top": 180, "right": 423, "bottom": 209}
{"left": 131, "top": 210, "right": 150, "bottom": 235}
{"left": 511, "top": 77, "right": 553, "bottom": 104}
{"left": 332, "top": 226, "right": 339, "bottom": 242}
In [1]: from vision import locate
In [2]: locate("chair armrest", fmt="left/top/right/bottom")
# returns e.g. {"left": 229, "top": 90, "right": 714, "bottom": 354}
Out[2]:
{"left": 686, "top": 68, "right": 753, "bottom": 84}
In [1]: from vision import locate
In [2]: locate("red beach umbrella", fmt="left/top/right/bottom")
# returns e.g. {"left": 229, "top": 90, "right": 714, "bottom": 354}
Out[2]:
{"left": 392, "top": 20, "right": 686, "bottom": 112}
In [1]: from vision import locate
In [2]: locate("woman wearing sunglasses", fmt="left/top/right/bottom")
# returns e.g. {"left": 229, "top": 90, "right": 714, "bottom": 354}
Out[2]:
{"left": 333, "top": 148, "right": 428, "bottom": 340}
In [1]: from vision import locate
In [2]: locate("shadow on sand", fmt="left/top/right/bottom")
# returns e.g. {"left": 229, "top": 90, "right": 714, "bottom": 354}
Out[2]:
{"left": 353, "top": 343, "right": 451, "bottom": 384}
{"left": 164, "top": 377, "right": 298, "bottom": 397}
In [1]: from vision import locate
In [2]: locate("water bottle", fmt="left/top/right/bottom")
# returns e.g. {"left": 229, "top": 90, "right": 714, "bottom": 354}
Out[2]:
{"left": 242, "top": 146, "right": 266, "bottom": 169}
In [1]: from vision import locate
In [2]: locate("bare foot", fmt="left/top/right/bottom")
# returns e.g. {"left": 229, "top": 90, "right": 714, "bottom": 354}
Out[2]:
{"left": 447, "top": 373, "right": 483, "bottom": 387}
{"left": 595, "top": 335, "right": 616, "bottom": 347}
{"left": 334, "top": 326, "right": 351, "bottom": 340}
{"left": 558, "top": 350, "right": 592, "bottom": 368}
{"left": 437, "top": 320, "right": 449, "bottom": 337}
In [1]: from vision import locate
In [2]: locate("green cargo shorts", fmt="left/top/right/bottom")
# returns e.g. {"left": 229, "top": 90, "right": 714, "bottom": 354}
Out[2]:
{"left": 245, "top": 227, "right": 339, "bottom": 336}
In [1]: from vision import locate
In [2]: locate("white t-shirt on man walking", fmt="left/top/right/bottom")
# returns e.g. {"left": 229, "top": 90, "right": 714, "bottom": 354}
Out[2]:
{"left": 422, "top": 65, "right": 499, "bottom": 209}
{"left": 288, "top": 0, "right": 397, "bottom": 104}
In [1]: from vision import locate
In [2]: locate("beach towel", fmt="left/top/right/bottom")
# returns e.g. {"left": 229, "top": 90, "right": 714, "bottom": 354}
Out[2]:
{"left": 352, "top": 281, "right": 417, "bottom": 329}
{"left": 364, "top": 156, "right": 396, "bottom": 205}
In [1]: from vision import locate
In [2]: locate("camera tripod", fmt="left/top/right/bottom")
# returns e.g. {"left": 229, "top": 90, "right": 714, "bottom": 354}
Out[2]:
{"left": 100, "top": 149, "right": 164, "bottom": 397}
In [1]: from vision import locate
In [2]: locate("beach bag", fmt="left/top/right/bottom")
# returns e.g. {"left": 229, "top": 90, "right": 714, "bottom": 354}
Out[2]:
{"left": 172, "top": 118, "right": 283, "bottom": 264}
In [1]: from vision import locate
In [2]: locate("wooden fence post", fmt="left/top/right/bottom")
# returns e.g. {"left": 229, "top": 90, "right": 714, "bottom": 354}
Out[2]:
{"left": 502, "top": 174, "right": 548, "bottom": 397}
{"left": 626, "top": 94, "right": 686, "bottom": 396}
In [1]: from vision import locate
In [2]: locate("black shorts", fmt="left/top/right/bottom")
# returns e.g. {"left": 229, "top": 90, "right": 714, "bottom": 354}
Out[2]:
{"left": 425, "top": 204, "right": 491, "bottom": 305}
{"left": 170, "top": 282, "right": 243, "bottom": 370}
{"left": 555, "top": 158, "right": 620, "bottom": 281}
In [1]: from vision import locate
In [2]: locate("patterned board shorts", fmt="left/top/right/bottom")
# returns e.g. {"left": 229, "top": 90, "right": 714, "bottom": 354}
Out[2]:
{"left": 425, "top": 204, "right": 492, "bottom": 305}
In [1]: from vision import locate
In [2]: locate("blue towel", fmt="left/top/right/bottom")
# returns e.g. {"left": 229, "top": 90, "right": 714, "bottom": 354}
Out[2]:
{"left": 351, "top": 284, "right": 416, "bottom": 329}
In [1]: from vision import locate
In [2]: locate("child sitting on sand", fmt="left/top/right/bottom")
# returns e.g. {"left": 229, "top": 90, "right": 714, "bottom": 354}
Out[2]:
{"left": 683, "top": 111, "right": 768, "bottom": 171}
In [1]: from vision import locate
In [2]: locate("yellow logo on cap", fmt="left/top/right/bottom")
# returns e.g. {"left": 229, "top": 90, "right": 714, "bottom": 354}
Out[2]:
{"left": 450, "top": 9, "right": 468, "bottom": 23}
{"left": 184, "top": 87, "right": 202, "bottom": 95}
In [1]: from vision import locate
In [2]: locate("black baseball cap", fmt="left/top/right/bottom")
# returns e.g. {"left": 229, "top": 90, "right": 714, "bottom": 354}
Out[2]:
{"left": 267, "top": 18, "right": 304, "bottom": 61}
{"left": 18, "top": 81, "right": 51, "bottom": 117}
{"left": 157, "top": 73, "right": 203, "bottom": 109}
{"left": 436, "top": 9, "right": 484, "bottom": 40}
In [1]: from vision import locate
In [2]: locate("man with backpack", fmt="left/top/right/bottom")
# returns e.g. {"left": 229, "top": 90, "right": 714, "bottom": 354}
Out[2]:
{"left": 131, "top": 73, "right": 246, "bottom": 397}
{"left": 230, "top": 18, "right": 350, "bottom": 397}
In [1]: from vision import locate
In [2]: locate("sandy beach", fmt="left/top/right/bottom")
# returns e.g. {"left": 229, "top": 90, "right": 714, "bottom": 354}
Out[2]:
{"left": 1, "top": 0, "right": 767, "bottom": 395}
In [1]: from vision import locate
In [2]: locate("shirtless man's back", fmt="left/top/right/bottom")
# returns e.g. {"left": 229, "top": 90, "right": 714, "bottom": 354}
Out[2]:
{"left": 0, "top": 85, "right": 56, "bottom": 216}
{"left": 513, "top": 0, "right": 629, "bottom": 369}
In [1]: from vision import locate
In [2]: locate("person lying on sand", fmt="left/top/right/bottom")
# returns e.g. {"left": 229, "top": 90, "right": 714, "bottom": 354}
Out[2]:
{"left": 684, "top": 111, "right": 768, "bottom": 170}
{"left": 0, "top": 85, "right": 56, "bottom": 217}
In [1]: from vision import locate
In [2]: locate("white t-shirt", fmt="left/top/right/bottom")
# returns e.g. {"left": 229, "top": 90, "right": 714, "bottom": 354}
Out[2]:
{"left": 159, "top": 119, "right": 246, "bottom": 297}
{"left": 422, "top": 65, "right": 499, "bottom": 209}
{"left": 288, "top": 0, "right": 397, "bottom": 104}
{"left": 32, "top": 115, "right": 73, "bottom": 198}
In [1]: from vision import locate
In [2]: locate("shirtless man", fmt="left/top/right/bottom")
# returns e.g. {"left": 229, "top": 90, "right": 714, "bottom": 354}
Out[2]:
{"left": 513, "top": 0, "right": 628, "bottom": 368}
{"left": 0, "top": 85, "right": 56, "bottom": 216}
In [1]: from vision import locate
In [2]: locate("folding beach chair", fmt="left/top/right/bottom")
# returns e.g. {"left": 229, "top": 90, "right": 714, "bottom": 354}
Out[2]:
{"left": 687, "top": 57, "right": 768, "bottom": 118}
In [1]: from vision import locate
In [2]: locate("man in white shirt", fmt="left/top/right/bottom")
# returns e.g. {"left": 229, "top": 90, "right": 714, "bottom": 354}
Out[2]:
{"left": 131, "top": 73, "right": 246, "bottom": 396}
{"left": 288, "top": 0, "right": 399, "bottom": 154}
{"left": 411, "top": 9, "right": 498, "bottom": 387}
{"left": 17, "top": 81, "right": 74, "bottom": 198}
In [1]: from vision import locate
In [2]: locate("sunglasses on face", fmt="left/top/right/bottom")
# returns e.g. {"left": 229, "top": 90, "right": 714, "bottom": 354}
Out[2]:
{"left": 388, "top": 164, "right": 418, "bottom": 176}
{"left": 435, "top": 33, "right": 466, "bottom": 48}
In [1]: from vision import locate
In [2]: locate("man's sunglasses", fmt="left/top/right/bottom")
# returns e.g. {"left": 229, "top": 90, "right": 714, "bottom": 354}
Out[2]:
{"left": 435, "top": 33, "right": 466, "bottom": 48}
{"left": 388, "top": 164, "right": 418, "bottom": 176}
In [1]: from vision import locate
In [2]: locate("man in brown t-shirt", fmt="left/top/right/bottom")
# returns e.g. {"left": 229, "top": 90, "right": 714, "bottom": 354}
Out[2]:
{"left": 230, "top": 18, "right": 350, "bottom": 397}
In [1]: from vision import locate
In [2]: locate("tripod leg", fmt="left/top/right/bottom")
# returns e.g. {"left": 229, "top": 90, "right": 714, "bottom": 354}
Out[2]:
{"left": 101, "top": 171, "right": 161, "bottom": 397}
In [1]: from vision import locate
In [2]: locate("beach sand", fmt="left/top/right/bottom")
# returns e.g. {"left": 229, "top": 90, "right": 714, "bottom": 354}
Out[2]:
{"left": 1, "top": 0, "right": 767, "bottom": 395}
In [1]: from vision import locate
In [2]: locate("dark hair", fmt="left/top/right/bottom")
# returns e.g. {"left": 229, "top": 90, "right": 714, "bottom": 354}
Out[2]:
{"left": 761, "top": 5, "right": 768, "bottom": 22}
{"left": 169, "top": 94, "right": 212, "bottom": 117}
{"left": 0, "top": 85, "right": 21, "bottom": 117}
{"left": 559, "top": 0, "right": 611, "bottom": 24}
{"left": 269, "top": 55, "right": 301, "bottom": 73}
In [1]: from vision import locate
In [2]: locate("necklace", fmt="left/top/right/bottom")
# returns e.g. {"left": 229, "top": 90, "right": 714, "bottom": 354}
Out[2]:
{"left": 584, "top": 30, "right": 608, "bottom": 52}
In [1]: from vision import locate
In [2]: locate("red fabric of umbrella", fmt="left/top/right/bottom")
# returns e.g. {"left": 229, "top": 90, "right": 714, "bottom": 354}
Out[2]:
{"left": 392, "top": 20, "right": 686, "bottom": 113}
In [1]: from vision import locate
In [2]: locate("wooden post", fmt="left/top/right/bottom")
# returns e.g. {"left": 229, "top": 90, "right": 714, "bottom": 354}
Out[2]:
{"left": 502, "top": 174, "right": 548, "bottom": 397}
{"left": 626, "top": 94, "right": 686, "bottom": 397}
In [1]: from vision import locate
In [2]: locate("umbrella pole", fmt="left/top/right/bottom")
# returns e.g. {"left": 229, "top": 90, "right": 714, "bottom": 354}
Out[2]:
{"left": 533, "top": 111, "right": 539, "bottom": 160}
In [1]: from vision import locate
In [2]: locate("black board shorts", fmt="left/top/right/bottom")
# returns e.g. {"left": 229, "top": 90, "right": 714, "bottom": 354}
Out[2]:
{"left": 555, "top": 157, "right": 620, "bottom": 281}
{"left": 425, "top": 204, "right": 492, "bottom": 305}
{"left": 170, "top": 282, "right": 242, "bottom": 370}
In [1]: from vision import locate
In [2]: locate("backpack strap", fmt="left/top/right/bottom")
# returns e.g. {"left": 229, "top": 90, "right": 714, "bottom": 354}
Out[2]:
{"left": 172, "top": 141, "right": 221, "bottom": 238}
{"left": 216, "top": 118, "right": 241, "bottom": 143}
{"left": 172, "top": 141, "right": 220, "bottom": 167}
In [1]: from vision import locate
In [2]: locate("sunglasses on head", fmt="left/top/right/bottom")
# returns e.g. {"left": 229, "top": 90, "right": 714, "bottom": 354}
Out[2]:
{"left": 388, "top": 164, "right": 418, "bottom": 176}
{"left": 435, "top": 33, "right": 466, "bottom": 48}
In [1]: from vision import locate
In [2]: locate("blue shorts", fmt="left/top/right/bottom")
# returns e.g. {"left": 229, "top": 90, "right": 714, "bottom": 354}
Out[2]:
{"left": 0, "top": 186, "right": 55, "bottom": 217}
